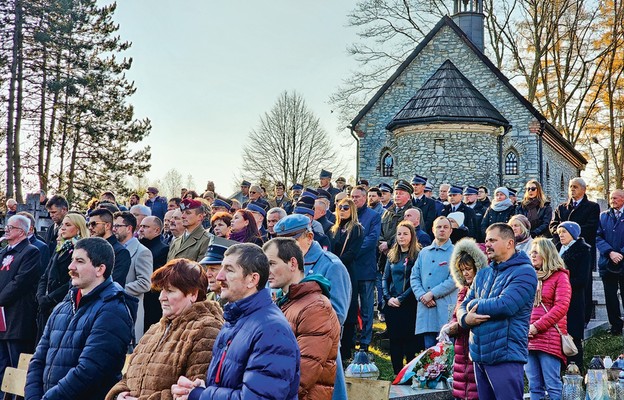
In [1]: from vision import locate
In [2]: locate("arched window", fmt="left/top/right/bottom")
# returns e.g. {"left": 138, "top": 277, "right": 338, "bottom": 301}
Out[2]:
{"left": 381, "top": 151, "right": 394, "bottom": 177}
{"left": 504, "top": 151, "right": 518, "bottom": 175}
{"left": 560, "top": 173, "right": 565, "bottom": 192}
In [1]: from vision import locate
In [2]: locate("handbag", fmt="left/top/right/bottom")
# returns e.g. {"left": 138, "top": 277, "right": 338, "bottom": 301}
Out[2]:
{"left": 540, "top": 302, "right": 578, "bottom": 356}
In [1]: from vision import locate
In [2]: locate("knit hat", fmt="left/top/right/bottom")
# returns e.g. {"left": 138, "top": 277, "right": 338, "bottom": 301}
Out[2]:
{"left": 559, "top": 221, "right": 581, "bottom": 240}
{"left": 494, "top": 187, "right": 509, "bottom": 198}
{"left": 447, "top": 212, "right": 465, "bottom": 227}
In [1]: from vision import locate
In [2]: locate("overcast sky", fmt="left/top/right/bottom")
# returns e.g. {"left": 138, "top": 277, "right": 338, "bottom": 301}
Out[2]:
{"left": 107, "top": 1, "right": 361, "bottom": 196}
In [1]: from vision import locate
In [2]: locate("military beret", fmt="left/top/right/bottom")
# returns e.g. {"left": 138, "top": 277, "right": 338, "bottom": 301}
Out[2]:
{"left": 319, "top": 169, "right": 333, "bottom": 179}
{"left": 449, "top": 185, "right": 464, "bottom": 195}
{"left": 411, "top": 174, "right": 427, "bottom": 185}
{"left": 394, "top": 179, "right": 414, "bottom": 195}
{"left": 463, "top": 185, "right": 479, "bottom": 195}
{"left": 180, "top": 198, "right": 202, "bottom": 211}
{"left": 273, "top": 214, "right": 312, "bottom": 237}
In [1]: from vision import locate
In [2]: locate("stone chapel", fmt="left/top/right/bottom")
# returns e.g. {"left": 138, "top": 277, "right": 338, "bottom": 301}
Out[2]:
{"left": 349, "top": 0, "right": 586, "bottom": 204}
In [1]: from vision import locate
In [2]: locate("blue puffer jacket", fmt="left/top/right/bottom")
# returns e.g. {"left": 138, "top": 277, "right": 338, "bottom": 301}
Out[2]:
{"left": 189, "top": 288, "right": 300, "bottom": 400}
{"left": 457, "top": 251, "right": 537, "bottom": 365}
{"left": 25, "top": 277, "right": 137, "bottom": 400}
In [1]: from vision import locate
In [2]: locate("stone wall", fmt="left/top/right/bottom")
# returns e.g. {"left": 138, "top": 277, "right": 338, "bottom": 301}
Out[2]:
{"left": 356, "top": 23, "right": 579, "bottom": 200}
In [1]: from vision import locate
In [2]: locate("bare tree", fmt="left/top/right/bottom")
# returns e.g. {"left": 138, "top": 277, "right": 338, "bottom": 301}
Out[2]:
{"left": 161, "top": 169, "right": 183, "bottom": 200}
{"left": 241, "top": 90, "right": 343, "bottom": 187}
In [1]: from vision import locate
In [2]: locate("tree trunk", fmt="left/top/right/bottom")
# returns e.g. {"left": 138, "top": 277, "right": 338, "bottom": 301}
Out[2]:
{"left": 5, "top": 0, "right": 22, "bottom": 199}
{"left": 13, "top": 2, "right": 24, "bottom": 203}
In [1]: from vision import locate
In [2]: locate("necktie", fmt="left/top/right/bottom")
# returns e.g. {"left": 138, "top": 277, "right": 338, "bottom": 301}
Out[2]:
{"left": 616, "top": 210, "right": 622, "bottom": 220}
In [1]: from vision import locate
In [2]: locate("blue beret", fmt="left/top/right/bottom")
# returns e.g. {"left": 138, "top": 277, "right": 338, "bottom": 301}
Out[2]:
{"left": 379, "top": 183, "right": 393, "bottom": 193}
{"left": 319, "top": 169, "right": 333, "bottom": 179}
{"left": 449, "top": 185, "right": 464, "bottom": 195}
{"left": 290, "top": 183, "right": 303, "bottom": 191}
{"left": 411, "top": 174, "right": 427, "bottom": 185}
{"left": 463, "top": 185, "right": 479, "bottom": 195}
{"left": 394, "top": 179, "right": 414, "bottom": 195}
{"left": 246, "top": 203, "right": 267, "bottom": 217}
{"left": 273, "top": 214, "right": 311, "bottom": 237}
{"left": 212, "top": 199, "right": 231, "bottom": 211}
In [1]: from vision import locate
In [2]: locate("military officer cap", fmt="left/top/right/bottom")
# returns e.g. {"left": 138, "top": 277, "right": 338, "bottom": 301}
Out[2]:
{"left": 449, "top": 185, "right": 464, "bottom": 195}
{"left": 424, "top": 182, "right": 433, "bottom": 192}
{"left": 379, "top": 183, "right": 393, "bottom": 193}
{"left": 411, "top": 174, "right": 427, "bottom": 185}
{"left": 301, "top": 188, "right": 319, "bottom": 200}
{"left": 246, "top": 202, "right": 267, "bottom": 217}
{"left": 463, "top": 186, "right": 479, "bottom": 195}
{"left": 212, "top": 199, "right": 231, "bottom": 211}
{"left": 290, "top": 183, "right": 303, "bottom": 191}
{"left": 394, "top": 179, "right": 414, "bottom": 195}
{"left": 316, "top": 189, "right": 331, "bottom": 200}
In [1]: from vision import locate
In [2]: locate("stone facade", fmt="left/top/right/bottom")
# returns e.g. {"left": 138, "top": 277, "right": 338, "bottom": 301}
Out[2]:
{"left": 353, "top": 20, "right": 584, "bottom": 203}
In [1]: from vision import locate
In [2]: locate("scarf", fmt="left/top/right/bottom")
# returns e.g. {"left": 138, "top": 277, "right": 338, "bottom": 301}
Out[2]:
{"left": 559, "top": 239, "right": 576, "bottom": 256}
{"left": 515, "top": 231, "right": 530, "bottom": 243}
{"left": 525, "top": 198, "right": 541, "bottom": 229}
{"left": 228, "top": 229, "right": 247, "bottom": 243}
{"left": 491, "top": 198, "right": 513, "bottom": 212}
{"left": 534, "top": 266, "right": 562, "bottom": 307}
{"left": 55, "top": 236, "right": 80, "bottom": 254}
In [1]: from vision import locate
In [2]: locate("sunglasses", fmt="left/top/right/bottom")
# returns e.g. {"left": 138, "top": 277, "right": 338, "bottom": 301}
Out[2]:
{"left": 88, "top": 221, "right": 106, "bottom": 228}
{"left": 338, "top": 205, "right": 350, "bottom": 211}
{"left": 249, "top": 191, "right": 257, "bottom": 194}
{"left": 526, "top": 187, "right": 538, "bottom": 192}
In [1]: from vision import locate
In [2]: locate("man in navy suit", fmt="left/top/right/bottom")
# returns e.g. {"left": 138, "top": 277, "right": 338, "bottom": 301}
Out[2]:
{"left": 0, "top": 215, "right": 40, "bottom": 387}
{"left": 17, "top": 212, "right": 50, "bottom": 276}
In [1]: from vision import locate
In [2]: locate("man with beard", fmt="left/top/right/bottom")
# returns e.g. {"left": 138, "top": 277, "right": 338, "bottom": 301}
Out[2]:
{"left": 368, "top": 187, "right": 384, "bottom": 215}
{"left": 88, "top": 208, "right": 130, "bottom": 287}
{"left": 138, "top": 216, "right": 169, "bottom": 330}
{"left": 168, "top": 199, "right": 212, "bottom": 262}
{"left": 113, "top": 212, "right": 152, "bottom": 340}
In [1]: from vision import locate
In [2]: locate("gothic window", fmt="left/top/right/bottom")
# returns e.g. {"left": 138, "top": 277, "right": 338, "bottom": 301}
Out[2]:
{"left": 381, "top": 151, "right": 394, "bottom": 177}
{"left": 505, "top": 151, "right": 518, "bottom": 175}
{"left": 560, "top": 173, "right": 565, "bottom": 192}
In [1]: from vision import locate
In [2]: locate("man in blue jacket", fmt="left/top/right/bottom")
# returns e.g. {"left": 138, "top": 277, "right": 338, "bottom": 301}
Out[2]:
{"left": 351, "top": 186, "right": 381, "bottom": 353}
{"left": 457, "top": 223, "right": 537, "bottom": 400}
{"left": 25, "top": 237, "right": 137, "bottom": 400}
{"left": 173, "top": 243, "right": 300, "bottom": 400}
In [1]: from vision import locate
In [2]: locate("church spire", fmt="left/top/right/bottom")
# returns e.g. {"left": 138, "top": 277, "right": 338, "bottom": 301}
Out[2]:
{"left": 452, "top": 0, "right": 485, "bottom": 52}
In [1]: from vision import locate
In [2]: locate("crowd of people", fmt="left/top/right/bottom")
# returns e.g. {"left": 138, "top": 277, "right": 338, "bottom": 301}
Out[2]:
{"left": 0, "top": 168, "right": 622, "bottom": 400}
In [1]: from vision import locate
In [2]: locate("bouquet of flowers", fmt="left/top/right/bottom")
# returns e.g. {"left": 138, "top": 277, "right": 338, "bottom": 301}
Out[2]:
{"left": 392, "top": 332, "right": 454, "bottom": 389}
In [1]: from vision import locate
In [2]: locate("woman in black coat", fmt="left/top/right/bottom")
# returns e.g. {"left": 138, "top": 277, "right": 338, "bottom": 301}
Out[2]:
{"left": 329, "top": 198, "right": 364, "bottom": 359}
{"left": 556, "top": 221, "right": 591, "bottom": 370}
{"left": 36, "top": 214, "right": 89, "bottom": 342}
{"left": 516, "top": 179, "right": 553, "bottom": 238}
{"left": 481, "top": 187, "right": 516, "bottom": 239}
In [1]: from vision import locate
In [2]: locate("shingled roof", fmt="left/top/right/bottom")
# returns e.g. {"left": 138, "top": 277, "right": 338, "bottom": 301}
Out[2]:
{"left": 386, "top": 59, "right": 510, "bottom": 131}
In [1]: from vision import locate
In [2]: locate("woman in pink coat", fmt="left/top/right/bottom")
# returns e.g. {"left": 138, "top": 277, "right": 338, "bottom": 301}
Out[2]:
{"left": 525, "top": 237, "right": 571, "bottom": 400}
{"left": 444, "top": 238, "right": 488, "bottom": 400}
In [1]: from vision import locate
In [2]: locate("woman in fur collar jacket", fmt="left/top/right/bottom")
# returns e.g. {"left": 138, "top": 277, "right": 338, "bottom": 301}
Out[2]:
{"left": 444, "top": 238, "right": 488, "bottom": 400}
{"left": 106, "top": 259, "right": 224, "bottom": 400}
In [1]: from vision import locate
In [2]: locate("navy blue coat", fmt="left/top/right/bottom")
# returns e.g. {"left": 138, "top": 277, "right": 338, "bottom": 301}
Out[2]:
{"left": 146, "top": 196, "right": 168, "bottom": 222}
{"left": 354, "top": 206, "right": 381, "bottom": 281}
{"left": 189, "top": 289, "right": 300, "bottom": 400}
{"left": 0, "top": 239, "right": 40, "bottom": 342}
{"left": 29, "top": 235, "right": 50, "bottom": 276}
{"left": 458, "top": 251, "right": 537, "bottom": 365}
{"left": 25, "top": 277, "right": 137, "bottom": 400}
{"left": 106, "top": 235, "right": 130, "bottom": 287}
{"left": 596, "top": 209, "right": 624, "bottom": 277}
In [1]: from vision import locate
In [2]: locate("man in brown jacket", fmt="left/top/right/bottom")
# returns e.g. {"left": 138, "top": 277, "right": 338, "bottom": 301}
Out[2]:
{"left": 168, "top": 199, "right": 212, "bottom": 262}
{"left": 264, "top": 238, "right": 340, "bottom": 400}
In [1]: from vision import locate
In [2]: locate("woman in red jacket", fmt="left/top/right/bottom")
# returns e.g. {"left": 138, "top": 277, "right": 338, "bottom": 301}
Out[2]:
{"left": 444, "top": 238, "right": 488, "bottom": 400}
{"left": 525, "top": 238, "right": 571, "bottom": 400}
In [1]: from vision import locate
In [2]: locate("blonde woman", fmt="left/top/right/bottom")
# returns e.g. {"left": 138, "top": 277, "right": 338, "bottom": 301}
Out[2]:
{"left": 36, "top": 213, "right": 89, "bottom": 341}
{"left": 516, "top": 180, "right": 552, "bottom": 238}
{"left": 526, "top": 238, "right": 571, "bottom": 400}
{"left": 509, "top": 214, "right": 533, "bottom": 254}
{"left": 328, "top": 198, "right": 364, "bottom": 359}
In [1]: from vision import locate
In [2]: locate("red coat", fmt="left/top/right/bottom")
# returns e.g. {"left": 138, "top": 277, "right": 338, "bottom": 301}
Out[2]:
{"left": 528, "top": 269, "right": 571, "bottom": 364}
{"left": 451, "top": 287, "right": 478, "bottom": 400}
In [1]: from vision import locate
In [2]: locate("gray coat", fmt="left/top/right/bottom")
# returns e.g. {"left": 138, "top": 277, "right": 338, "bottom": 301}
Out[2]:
{"left": 124, "top": 237, "right": 152, "bottom": 341}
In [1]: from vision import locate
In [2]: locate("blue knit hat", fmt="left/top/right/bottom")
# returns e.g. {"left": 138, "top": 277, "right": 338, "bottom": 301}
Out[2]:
{"left": 559, "top": 221, "right": 581, "bottom": 240}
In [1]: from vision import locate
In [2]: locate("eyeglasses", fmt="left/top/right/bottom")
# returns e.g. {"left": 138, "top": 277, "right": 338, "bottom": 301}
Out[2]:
{"left": 526, "top": 187, "right": 538, "bottom": 192}
{"left": 249, "top": 191, "right": 257, "bottom": 194}
{"left": 4, "top": 225, "right": 23, "bottom": 232}
{"left": 112, "top": 224, "right": 129, "bottom": 229}
{"left": 338, "top": 205, "right": 350, "bottom": 211}
{"left": 88, "top": 221, "right": 106, "bottom": 228}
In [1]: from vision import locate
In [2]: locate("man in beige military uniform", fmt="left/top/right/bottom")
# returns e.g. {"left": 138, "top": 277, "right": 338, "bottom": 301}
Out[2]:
{"left": 167, "top": 198, "right": 212, "bottom": 262}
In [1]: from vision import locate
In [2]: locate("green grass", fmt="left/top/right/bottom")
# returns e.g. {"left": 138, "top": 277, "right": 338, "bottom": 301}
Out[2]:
{"left": 367, "top": 324, "right": 624, "bottom": 384}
